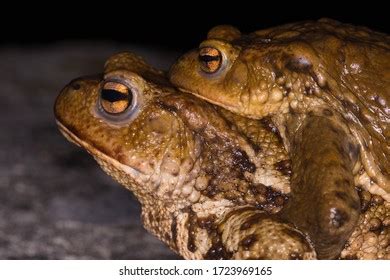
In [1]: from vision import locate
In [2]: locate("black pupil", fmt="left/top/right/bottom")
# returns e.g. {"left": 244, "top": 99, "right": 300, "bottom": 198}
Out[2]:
{"left": 101, "top": 89, "right": 132, "bottom": 103}
{"left": 199, "top": 54, "right": 219, "bottom": 63}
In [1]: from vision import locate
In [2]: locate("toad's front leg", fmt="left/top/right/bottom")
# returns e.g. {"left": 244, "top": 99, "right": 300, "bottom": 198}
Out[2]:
{"left": 168, "top": 205, "right": 315, "bottom": 259}
{"left": 280, "top": 115, "right": 360, "bottom": 259}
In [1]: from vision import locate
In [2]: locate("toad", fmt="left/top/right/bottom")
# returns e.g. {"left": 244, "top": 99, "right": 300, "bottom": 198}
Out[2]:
{"left": 169, "top": 18, "right": 390, "bottom": 259}
{"left": 55, "top": 52, "right": 314, "bottom": 259}
{"left": 55, "top": 51, "right": 390, "bottom": 259}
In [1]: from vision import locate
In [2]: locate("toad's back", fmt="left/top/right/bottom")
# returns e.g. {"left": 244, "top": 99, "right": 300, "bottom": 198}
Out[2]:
{"left": 244, "top": 18, "right": 390, "bottom": 188}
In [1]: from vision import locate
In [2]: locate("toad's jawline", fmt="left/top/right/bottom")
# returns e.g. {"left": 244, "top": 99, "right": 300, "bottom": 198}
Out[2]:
{"left": 56, "top": 119, "right": 144, "bottom": 177}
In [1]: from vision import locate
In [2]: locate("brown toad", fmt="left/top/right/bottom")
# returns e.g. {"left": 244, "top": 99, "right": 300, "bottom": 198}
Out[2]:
{"left": 169, "top": 18, "right": 390, "bottom": 259}
{"left": 55, "top": 51, "right": 390, "bottom": 259}
{"left": 54, "top": 52, "right": 315, "bottom": 259}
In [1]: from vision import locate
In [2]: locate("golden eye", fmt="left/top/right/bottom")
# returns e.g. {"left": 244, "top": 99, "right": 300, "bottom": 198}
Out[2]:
{"left": 100, "top": 82, "right": 132, "bottom": 114}
{"left": 198, "top": 47, "right": 222, "bottom": 73}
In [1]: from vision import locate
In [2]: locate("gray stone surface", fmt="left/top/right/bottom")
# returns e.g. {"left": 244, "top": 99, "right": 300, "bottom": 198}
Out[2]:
{"left": 0, "top": 42, "right": 180, "bottom": 259}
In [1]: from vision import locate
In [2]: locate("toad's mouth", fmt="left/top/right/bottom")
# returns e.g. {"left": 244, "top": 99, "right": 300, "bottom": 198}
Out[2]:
{"left": 177, "top": 87, "right": 236, "bottom": 111}
{"left": 55, "top": 119, "right": 144, "bottom": 176}
{"left": 56, "top": 120, "right": 82, "bottom": 148}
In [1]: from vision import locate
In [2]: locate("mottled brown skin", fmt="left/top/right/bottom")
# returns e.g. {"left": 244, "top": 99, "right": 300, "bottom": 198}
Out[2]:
{"left": 54, "top": 52, "right": 316, "bottom": 259}
{"left": 169, "top": 19, "right": 390, "bottom": 259}
{"left": 55, "top": 52, "right": 390, "bottom": 260}
{"left": 283, "top": 115, "right": 360, "bottom": 258}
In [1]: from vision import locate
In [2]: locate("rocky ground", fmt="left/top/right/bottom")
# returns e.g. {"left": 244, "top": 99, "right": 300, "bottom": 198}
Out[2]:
{"left": 0, "top": 42, "right": 179, "bottom": 259}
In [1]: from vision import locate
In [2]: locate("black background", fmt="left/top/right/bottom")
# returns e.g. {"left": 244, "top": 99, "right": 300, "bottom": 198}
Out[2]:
{"left": 1, "top": 2, "right": 388, "bottom": 51}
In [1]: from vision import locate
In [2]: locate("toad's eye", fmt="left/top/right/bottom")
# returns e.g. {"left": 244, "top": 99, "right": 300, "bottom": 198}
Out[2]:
{"left": 198, "top": 47, "right": 222, "bottom": 74}
{"left": 100, "top": 82, "right": 132, "bottom": 114}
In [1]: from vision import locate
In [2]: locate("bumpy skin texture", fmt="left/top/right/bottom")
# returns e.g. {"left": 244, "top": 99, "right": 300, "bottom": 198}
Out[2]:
{"left": 55, "top": 52, "right": 390, "bottom": 259}
{"left": 342, "top": 193, "right": 390, "bottom": 259}
{"left": 169, "top": 19, "right": 390, "bottom": 258}
{"left": 54, "top": 52, "right": 315, "bottom": 259}
{"left": 281, "top": 115, "right": 360, "bottom": 258}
